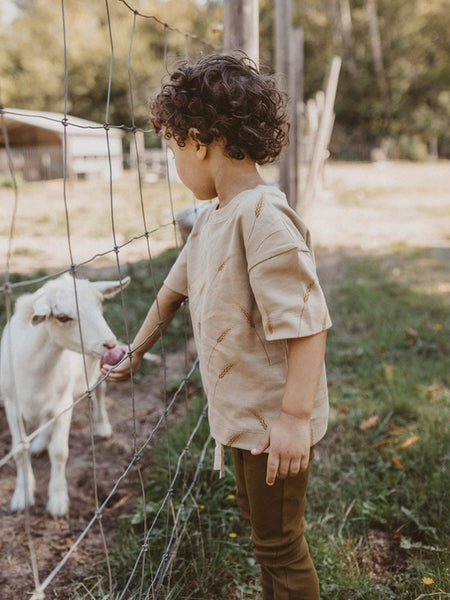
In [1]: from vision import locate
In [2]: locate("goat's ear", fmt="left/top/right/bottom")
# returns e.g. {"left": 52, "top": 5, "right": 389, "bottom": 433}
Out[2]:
{"left": 92, "top": 276, "right": 131, "bottom": 299}
{"left": 31, "top": 297, "right": 52, "bottom": 326}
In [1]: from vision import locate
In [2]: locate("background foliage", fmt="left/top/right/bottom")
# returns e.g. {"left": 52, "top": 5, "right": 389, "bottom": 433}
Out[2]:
{"left": 1, "top": 0, "right": 449, "bottom": 159}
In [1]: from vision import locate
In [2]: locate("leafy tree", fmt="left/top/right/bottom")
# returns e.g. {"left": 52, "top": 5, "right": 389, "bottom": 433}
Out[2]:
{"left": 0, "top": 0, "right": 222, "bottom": 128}
{"left": 289, "top": 0, "right": 450, "bottom": 158}
{"left": 1, "top": 0, "right": 449, "bottom": 158}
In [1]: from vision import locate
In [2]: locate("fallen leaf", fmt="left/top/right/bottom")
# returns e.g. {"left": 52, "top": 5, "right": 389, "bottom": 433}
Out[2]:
{"left": 372, "top": 437, "right": 395, "bottom": 448}
{"left": 392, "top": 526, "right": 405, "bottom": 539}
{"left": 108, "top": 493, "right": 132, "bottom": 511}
{"left": 405, "top": 326, "right": 418, "bottom": 348}
{"left": 391, "top": 456, "right": 406, "bottom": 470}
{"left": 337, "top": 400, "right": 360, "bottom": 414}
{"left": 417, "top": 383, "right": 442, "bottom": 399}
{"left": 400, "top": 435, "right": 420, "bottom": 449}
{"left": 388, "top": 422, "right": 404, "bottom": 434}
{"left": 360, "top": 415, "right": 379, "bottom": 431}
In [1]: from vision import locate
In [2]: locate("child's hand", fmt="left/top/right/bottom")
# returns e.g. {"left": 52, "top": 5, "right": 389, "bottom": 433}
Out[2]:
{"left": 251, "top": 411, "right": 311, "bottom": 486}
{"left": 100, "top": 348, "right": 143, "bottom": 382}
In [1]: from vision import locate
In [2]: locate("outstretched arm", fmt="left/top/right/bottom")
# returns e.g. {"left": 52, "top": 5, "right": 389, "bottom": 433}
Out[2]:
{"left": 251, "top": 330, "right": 327, "bottom": 485}
{"left": 101, "top": 284, "right": 187, "bottom": 382}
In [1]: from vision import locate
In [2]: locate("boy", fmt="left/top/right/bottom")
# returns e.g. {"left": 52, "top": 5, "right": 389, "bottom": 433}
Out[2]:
{"left": 103, "top": 52, "right": 331, "bottom": 600}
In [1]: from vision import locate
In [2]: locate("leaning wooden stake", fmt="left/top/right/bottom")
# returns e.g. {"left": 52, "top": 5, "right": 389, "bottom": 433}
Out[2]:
{"left": 300, "top": 56, "right": 341, "bottom": 213}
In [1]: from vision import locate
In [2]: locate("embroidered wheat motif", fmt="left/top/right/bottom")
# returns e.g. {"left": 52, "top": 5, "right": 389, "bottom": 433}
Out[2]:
{"left": 219, "top": 363, "right": 234, "bottom": 379}
{"left": 218, "top": 256, "right": 232, "bottom": 272}
{"left": 208, "top": 328, "right": 232, "bottom": 368}
{"left": 227, "top": 432, "right": 243, "bottom": 446}
{"left": 249, "top": 409, "right": 268, "bottom": 430}
{"left": 239, "top": 306, "right": 254, "bottom": 328}
{"left": 266, "top": 315, "right": 274, "bottom": 335}
{"left": 254, "top": 197, "right": 264, "bottom": 218}
{"left": 217, "top": 328, "right": 231, "bottom": 343}
{"left": 304, "top": 280, "right": 316, "bottom": 302}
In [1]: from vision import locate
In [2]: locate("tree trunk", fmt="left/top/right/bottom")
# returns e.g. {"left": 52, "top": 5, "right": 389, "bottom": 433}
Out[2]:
{"left": 366, "top": 0, "right": 391, "bottom": 122}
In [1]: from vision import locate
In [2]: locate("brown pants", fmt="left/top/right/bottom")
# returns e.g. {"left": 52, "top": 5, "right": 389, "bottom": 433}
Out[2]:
{"left": 231, "top": 448, "right": 320, "bottom": 600}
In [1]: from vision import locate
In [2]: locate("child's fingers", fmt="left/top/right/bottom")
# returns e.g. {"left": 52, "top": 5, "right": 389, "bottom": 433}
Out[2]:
{"left": 299, "top": 453, "right": 310, "bottom": 472}
{"left": 251, "top": 431, "right": 270, "bottom": 456}
{"left": 277, "top": 456, "right": 291, "bottom": 479}
{"left": 265, "top": 453, "right": 279, "bottom": 486}
{"left": 289, "top": 458, "right": 301, "bottom": 477}
{"left": 103, "top": 364, "right": 131, "bottom": 382}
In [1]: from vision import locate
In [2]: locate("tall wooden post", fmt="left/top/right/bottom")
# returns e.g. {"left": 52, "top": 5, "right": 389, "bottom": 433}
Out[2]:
{"left": 302, "top": 56, "right": 341, "bottom": 211}
{"left": 366, "top": 0, "right": 390, "bottom": 120}
{"left": 224, "top": 0, "right": 259, "bottom": 65}
{"left": 274, "top": 0, "right": 291, "bottom": 204}
{"left": 290, "top": 28, "right": 304, "bottom": 214}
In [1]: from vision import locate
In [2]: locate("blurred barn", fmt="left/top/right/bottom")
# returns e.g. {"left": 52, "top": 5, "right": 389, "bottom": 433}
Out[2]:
{"left": 0, "top": 108, "right": 123, "bottom": 181}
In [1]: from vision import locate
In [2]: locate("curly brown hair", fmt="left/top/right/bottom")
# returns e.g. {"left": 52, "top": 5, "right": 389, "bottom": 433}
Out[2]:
{"left": 149, "top": 52, "right": 289, "bottom": 165}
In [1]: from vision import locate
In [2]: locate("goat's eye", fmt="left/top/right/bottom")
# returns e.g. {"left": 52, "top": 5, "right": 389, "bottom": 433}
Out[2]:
{"left": 55, "top": 313, "right": 73, "bottom": 323}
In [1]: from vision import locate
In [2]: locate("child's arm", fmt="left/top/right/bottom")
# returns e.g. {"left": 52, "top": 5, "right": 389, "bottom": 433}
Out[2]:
{"left": 251, "top": 330, "right": 327, "bottom": 485}
{"left": 101, "top": 284, "right": 187, "bottom": 382}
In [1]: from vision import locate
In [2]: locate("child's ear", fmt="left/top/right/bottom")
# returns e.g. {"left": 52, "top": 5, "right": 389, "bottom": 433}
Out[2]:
{"left": 188, "top": 128, "right": 208, "bottom": 160}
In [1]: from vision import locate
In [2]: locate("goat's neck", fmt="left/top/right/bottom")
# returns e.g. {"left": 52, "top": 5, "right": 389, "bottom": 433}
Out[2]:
{"left": 23, "top": 323, "right": 69, "bottom": 370}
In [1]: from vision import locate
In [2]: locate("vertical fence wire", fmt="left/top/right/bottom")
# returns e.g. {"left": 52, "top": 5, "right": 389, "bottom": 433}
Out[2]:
{"left": 0, "top": 2, "right": 220, "bottom": 598}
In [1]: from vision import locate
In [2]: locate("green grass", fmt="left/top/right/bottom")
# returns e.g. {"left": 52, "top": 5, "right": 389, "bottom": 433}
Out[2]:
{"left": 79, "top": 397, "right": 261, "bottom": 600}
{"left": 73, "top": 247, "right": 449, "bottom": 599}
{"left": 11, "top": 246, "right": 449, "bottom": 599}
{"left": 307, "top": 250, "right": 449, "bottom": 599}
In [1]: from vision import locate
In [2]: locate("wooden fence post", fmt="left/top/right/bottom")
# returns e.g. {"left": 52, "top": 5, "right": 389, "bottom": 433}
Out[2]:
{"left": 301, "top": 56, "right": 341, "bottom": 213}
{"left": 274, "top": 0, "right": 291, "bottom": 204}
{"left": 289, "top": 27, "right": 304, "bottom": 212}
{"left": 224, "top": 0, "right": 259, "bottom": 65}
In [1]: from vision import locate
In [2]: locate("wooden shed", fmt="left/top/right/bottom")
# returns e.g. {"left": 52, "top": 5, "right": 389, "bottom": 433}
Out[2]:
{"left": 0, "top": 108, "right": 123, "bottom": 181}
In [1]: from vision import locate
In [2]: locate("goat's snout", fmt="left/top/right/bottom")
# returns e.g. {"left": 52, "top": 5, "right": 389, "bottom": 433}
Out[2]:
{"left": 103, "top": 339, "right": 117, "bottom": 350}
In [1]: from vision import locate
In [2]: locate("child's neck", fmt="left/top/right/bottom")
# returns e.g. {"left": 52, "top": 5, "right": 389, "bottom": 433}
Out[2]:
{"left": 215, "top": 160, "right": 266, "bottom": 208}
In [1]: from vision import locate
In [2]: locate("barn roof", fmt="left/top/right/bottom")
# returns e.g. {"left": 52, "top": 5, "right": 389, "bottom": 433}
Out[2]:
{"left": 0, "top": 108, "right": 123, "bottom": 146}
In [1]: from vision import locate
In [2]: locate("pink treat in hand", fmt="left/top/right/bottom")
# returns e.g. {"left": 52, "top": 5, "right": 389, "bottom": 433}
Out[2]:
{"left": 100, "top": 347, "right": 126, "bottom": 367}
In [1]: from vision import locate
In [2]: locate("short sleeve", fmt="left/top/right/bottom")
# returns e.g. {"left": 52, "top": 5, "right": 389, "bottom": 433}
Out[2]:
{"left": 164, "top": 244, "right": 189, "bottom": 296}
{"left": 249, "top": 247, "right": 332, "bottom": 340}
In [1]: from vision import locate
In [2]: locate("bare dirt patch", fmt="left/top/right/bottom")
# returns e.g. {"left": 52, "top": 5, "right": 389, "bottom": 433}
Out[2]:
{"left": 361, "top": 529, "right": 410, "bottom": 578}
{"left": 0, "top": 344, "right": 198, "bottom": 598}
{"left": 0, "top": 161, "right": 449, "bottom": 598}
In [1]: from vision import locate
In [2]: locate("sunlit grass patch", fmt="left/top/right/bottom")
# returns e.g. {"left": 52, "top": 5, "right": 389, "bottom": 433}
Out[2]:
{"left": 309, "top": 249, "right": 449, "bottom": 598}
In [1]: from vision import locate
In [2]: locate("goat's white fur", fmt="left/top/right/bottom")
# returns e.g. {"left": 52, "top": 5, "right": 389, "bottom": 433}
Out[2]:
{"left": 0, "top": 273, "right": 130, "bottom": 516}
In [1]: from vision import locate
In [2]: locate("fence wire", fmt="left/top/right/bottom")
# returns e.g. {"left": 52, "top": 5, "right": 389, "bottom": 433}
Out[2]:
{"left": 0, "top": 1, "right": 219, "bottom": 598}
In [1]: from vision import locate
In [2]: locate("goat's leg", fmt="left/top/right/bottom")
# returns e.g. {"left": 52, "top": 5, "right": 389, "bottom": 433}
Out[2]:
{"left": 92, "top": 380, "right": 112, "bottom": 438}
{"left": 46, "top": 402, "right": 72, "bottom": 516}
{"left": 4, "top": 401, "right": 35, "bottom": 511}
{"left": 30, "top": 418, "right": 52, "bottom": 455}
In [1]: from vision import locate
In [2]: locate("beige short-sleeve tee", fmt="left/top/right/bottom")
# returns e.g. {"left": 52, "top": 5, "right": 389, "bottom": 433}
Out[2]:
{"left": 165, "top": 185, "right": 332, "bottom": 452}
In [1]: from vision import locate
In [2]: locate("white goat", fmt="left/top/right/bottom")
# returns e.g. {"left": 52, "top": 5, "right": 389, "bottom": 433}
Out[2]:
{"left": 0, "top": 273, "right": 130, "bottom": 516}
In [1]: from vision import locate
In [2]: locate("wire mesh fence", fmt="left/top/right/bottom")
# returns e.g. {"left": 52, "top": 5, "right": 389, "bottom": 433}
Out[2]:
{"left": 0, "top": 2, "right": 222, "bottom": 598}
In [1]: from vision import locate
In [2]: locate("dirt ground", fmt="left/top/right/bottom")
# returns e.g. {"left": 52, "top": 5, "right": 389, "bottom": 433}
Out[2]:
{"left": 0, "top": 161, "right": 449, "bottom": 599}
